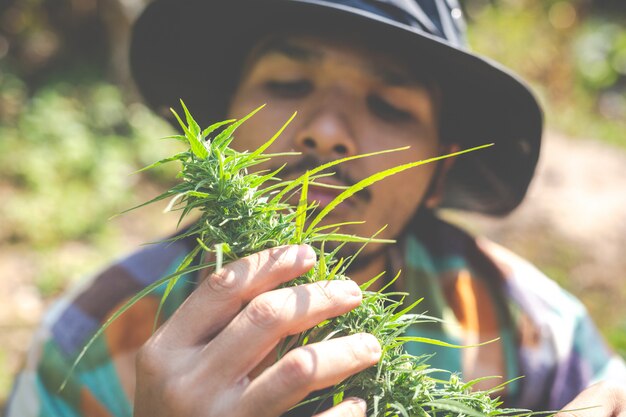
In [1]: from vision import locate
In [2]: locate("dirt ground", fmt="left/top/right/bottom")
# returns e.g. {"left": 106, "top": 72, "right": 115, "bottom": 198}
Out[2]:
{"left": 1, "top": 130, "right": 625, "bottom": 408}
{"left": 456, "top": 131, "right": 626, "bottom": 329}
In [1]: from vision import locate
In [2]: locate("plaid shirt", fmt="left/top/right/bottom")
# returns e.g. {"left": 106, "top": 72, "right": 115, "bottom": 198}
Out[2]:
{"left": 6, "top": 212, "right": 626, "bottom": 416}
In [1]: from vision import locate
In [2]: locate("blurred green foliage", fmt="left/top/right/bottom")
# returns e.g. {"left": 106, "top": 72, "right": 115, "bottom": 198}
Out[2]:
{"left": 0, "top": 62, "right": 184, "bottom": 304}
{"left": 0, "top": 68, "right": 178, "bottom": 250}
{"left": 465, "top": 0, "right": 626, "bottom": 149}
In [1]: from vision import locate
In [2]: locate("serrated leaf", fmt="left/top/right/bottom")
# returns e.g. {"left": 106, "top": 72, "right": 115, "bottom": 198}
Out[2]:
{"left": 153, "top": 245, "right": 203, "bottom": 331}
{"left": 171, "top": 107, "right": 208, "bottom": 159}
{"left": 423, "top": 399, "right": 487, "bottom": 417}
{"left": 180, "top": 100, "right": 201, "bottom": 136}
{"left": 271, "top": 146, "right": 410, "bottom": 203}
{"left": 246, "top": 111, "right": 297, "bottom": 162}
{"left": 294, "top": 171, "right": 309, "bottom": 243}
{"left": 213, "top": 104, "right": 266, "bottom": 148}
{"left": 396, "top": 336, "right": 499, "bottom": 348}
{"left": 306, "top": 144, "right": 494, "bottom": 233}
{"left": 307, "top": 233, "right": 394, "bottom": 244}
{"left": 133, "top": 152, "right": 189, "bottom": 174}
{"left": 202, "top": 119, "right": 236, "bottom": 139}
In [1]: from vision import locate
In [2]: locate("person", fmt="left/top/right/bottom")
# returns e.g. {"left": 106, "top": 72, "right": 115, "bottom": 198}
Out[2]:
{"left": 5, "top": 1, "right": 626, "bottom": 416}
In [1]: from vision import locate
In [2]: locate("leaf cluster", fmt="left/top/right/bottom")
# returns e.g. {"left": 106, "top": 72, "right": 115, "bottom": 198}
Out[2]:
{"left": 68, "top": 102, "right": 535, "bottom": 417}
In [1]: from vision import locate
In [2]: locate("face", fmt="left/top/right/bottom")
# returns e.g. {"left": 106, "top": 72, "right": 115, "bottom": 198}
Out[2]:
{"left": 227, "top": 35, "right": 444, "bottom": 256}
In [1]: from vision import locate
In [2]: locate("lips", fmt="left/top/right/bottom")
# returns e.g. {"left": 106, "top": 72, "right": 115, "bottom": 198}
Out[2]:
{"left": 287, "top": 178, "right": 355, "bottom": 212}
{"left": 307, "top": 182, "right": 349, "bottom": 208}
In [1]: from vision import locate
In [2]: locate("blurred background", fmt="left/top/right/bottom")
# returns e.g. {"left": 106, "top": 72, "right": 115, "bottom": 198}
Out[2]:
{"left": 0, "top": 0, "right": 625, "bottom": 410}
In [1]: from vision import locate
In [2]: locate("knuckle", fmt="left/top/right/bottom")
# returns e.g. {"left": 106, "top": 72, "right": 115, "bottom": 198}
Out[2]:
{"left": 256, "top": 246, "right": 289, "bottom": 275}
{"left": 136, "top": 341, "right": 165, "bottom": 375}
{"left": 345, "top": 334, "right": 379, "bottom": 363}
{"left": 245, "top": 295, "right": 282, "bottom": 329}
{"left": 267, "top": 246, "right": 287, "bottom": 266}
{"left": 245, "top": 250, "right": 265, "bottom": 272}
{"left": 345, "top": 402, "right": 366, "bottom": 417}
{"left": 313, "top": 281, "right": 337, "bottom": 304}
{"left": 347, "top": 340, "right": 363, "bottom": 363}
{"left": 161, "top": 377, "right": 191, "bottom": 412}
{"left": 204, "top": 267, "right": 240, "bottom": 294}
{"left": 280, "top": 348, "right": 316, "bottom": 387}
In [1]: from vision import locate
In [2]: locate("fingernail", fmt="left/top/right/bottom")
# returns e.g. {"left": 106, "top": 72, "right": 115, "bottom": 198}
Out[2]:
{"left": 298, "top": 244, "right": 316, "bottom": 262}
{"left": 343, "top": 280, "right": 362, "bottom": 298}
{"left": 360, "top": 333, "right": 381, "bottom": 357}
{"left": 325, "top": 280, "right": 361, "bottom": 300}
{"left": 347, "top": 397, "right": 367, "bottom": 413}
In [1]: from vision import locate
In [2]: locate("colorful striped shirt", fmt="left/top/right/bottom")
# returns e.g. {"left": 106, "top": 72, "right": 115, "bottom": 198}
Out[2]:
{"left": 6, "top": 212, "right": 626, "bottom": 416}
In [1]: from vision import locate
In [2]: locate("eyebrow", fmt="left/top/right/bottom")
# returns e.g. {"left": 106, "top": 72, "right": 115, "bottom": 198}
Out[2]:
{"left": 251, "top": 38, "right": 413, "bottom": 87}
{"left": 252, "top": 38, "right": 324, "bottom": 63}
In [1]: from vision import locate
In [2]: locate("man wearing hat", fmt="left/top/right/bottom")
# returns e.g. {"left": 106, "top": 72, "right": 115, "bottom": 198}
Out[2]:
{"left": 6, "top": 1, "right": 626, "bottom": 416}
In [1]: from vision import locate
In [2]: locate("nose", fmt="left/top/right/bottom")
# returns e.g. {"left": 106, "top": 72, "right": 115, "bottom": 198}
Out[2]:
{"left": 293, "top": 108, "right": 357, "bottom": 159}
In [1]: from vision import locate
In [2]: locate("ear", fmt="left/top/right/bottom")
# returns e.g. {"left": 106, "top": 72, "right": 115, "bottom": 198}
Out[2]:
{"left": 424, "top": 143, "right": 460, "bottom": 209}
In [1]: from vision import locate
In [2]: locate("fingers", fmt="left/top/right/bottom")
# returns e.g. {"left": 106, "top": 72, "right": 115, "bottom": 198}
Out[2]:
{"left": 314, "top": 398, "right": 367, "bottom": 417}
{"left": 555, "top": 381, "right": 626, "bottom": 417}
{"left": 204, "top": 279, "right": 363, "bottom": 380}
{"left": 156, "top": 245, "right": 316, "bottom": 348}
{"left": 238, "top": 333, "right": 381, "bottom": 417}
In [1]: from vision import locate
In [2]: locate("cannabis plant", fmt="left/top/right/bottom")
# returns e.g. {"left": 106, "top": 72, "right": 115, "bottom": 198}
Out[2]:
{"left": 70, "top": 102, "right": 533, "bottom": 417}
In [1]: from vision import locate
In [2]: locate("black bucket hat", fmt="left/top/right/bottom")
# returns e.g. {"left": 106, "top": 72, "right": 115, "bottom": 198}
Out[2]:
{"left": 130, "top": 0, "right": 543, "bottom": 216}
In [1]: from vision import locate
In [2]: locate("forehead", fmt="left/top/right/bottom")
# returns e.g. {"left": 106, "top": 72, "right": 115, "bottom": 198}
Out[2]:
{"left": 243, "top": 33, "right": 428, "bottom": 87}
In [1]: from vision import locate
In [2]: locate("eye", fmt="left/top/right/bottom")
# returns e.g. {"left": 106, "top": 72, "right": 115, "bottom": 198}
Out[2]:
{"left": 264, "top": 79, "right": 312, "bottom": 98}
{"left": 367, "top": 94, "right": 413, "bottom": 123}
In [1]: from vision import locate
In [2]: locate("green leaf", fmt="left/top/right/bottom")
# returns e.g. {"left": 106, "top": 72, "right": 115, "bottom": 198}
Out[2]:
{"left": 378, "top": 269, "right": 402, "bottom": 293}
{"left": 271, "top": 146, "right": 410, "bottom": 203}
{"left": 214, "top": 104, "right": 267, "bottom": 148}
{"left": 340, "top": 224, "right": 389, "bottom": 272}
{"left": 170, "top": 107, "right": 208, "bottom": 160}
{"left": 423, "top": 399, "right": 487, "bottom": 417}
{"left": 396, "top": 336, "right": 499, "bottom": 348}
{"left": 306, "top": 144, "right": 494, "bottom": 233}
{"left": 333, "top": 391, "right": 344, "bottom": 407}
{"left": 326, "top": 257, "right": 345, "bottom": 280}
{"left": 202, "top": 119, "right": 236, "bottom": 139}
{"left": 246, "top": 111, "right": 297, "bottom": 163}
{"left": 388, "top": 402, "right": 410, "bottom": 417}
{"left": 180, "top": 100, "right": 201, "bottom": 137}
{"left": 307, "top": 233, "right": 394, "bottom": 244}
{"left": 294, "top": 171, "right": 309, "bottom": 243}
{"left": 251, "top": 164, "right": 287, "bottom": 189}
{"left": 391, "top": 298, "right": 424, "bottom": 321}
{"left": 133, "top": 152, "right": 189, "bottom": 174}
{"left": 114, "top": 190, "right": 177, "bottom": 218}
{"left": 309, "top": 221, "right": 366, "bottom": 233}
{"left": 360, "top": 271, "right": 386, "bottom": 291}
{"left": 318, "top": 242, "right": 327, "bottom": 281}
{"left": 153, "top": 245, "right": 203, "bottom": 331}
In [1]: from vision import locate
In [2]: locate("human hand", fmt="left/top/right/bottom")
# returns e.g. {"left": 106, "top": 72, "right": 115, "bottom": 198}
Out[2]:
{"left": 133, "top": 244, "right": 381, "bottom": 417}
{"left": 556, "top": 382, "right": 626, "bottom": 417}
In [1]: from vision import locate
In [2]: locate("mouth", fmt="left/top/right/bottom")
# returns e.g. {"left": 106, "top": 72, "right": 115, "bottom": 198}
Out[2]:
{"left": 283, "top": 177, "right": 357, "bottom": 214}
{"left": 270, "top": 155, "right": 372, "bottom": 209}
{"left": 306, "top": 180, "right": 352, "bottom": 209}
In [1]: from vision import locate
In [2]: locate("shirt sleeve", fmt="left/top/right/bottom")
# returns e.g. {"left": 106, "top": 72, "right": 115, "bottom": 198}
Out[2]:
{"left": 4, "top": 239, "right": 196, "bottom": 417}
{"left": 481, "top": 239, "right": 626, "bottom": 410}
{"left": 547, "top": 295, "right": 626, "bottom": 408}
{"left": 4, "top": 298, "right": 133, "bottom": 417}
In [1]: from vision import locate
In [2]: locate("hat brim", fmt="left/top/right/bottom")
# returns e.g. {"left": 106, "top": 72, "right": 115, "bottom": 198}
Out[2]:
{"left": 130, "top": 0, "right": 543, "bottom": 216}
